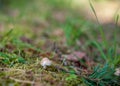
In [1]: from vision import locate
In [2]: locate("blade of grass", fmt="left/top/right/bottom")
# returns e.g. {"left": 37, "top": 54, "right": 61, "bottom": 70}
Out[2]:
{"left": 89, "top": 0, "right": 99, "bottom": 24}
{"left": 113, "top": 14, "right": 119, "bottom": 64}
{"left": 115, "top": 14, "right": 119, "bottom": 27}
{"left": 0, "top": 29, "right": 13, "bottom": 42}
{"left": 92, "top": 41, "right": 107, "bottom": 61}
{"left": 112, "top": 14, "right": 119, "bottom": 57}
{"left": 89, "top": 0, "right": 107, "bottom": 48}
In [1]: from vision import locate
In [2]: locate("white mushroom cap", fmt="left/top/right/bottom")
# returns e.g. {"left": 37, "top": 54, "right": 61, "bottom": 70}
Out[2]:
{"left": 40, "top": 58, "right": 52, "bottom": 69}
{"left": 114, "top": 68, "right": 120, "bottom": 76}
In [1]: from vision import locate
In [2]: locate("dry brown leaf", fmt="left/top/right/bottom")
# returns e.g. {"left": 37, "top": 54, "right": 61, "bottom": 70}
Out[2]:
{"left": 52, "top": 11, "right": 66, "bottom": 23}
{"left": 53, "top": 28, "right": 64, "bottom": 37}
{"left": 20, "top": 36, "right": 32, "bottom": 44}
{"left": 66, "top": 51, "right": 86, "bottom": 62}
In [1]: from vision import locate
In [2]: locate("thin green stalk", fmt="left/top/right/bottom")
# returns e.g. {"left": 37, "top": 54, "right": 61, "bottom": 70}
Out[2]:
{"left": 113, "top": 14, "right": 119, "bottom": 61}
{"left": 89, "top": 0, "right": 107, "bottom": 48}
{"left": 0, "top": 29, "right": 13, "bottom": 42}
{"left": 92, "top": 41, "right": 107, "bottom": 61}
{"left": 115, "top": 14, "right": 119, "bottom": 27}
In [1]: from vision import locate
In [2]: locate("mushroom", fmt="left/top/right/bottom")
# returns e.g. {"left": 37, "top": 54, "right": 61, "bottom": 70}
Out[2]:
{"left": 114, "top": 68, "right": 120, "bottom": 76}
{"left": 40, "top": 58, "right": 52, "bottom": 69}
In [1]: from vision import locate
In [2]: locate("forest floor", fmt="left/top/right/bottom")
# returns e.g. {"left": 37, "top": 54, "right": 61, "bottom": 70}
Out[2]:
{"left": 0, "top": 0, "right": 120, "bottom": 86}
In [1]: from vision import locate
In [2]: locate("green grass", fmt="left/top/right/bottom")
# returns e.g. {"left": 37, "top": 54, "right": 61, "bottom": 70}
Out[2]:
{"left": 89, "top": 0, "right": 119, "bottom": 65}
{"left": 83, "top": 64, "right": 119, "bottom": 86}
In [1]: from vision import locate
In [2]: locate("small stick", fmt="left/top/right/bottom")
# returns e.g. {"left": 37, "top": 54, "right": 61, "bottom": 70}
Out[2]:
{"left": 9, "top": 77, "right": 34, "bottom": 84}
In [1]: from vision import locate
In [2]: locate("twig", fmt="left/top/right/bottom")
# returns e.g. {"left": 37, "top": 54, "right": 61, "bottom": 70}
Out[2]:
{"left": 9, "top": 77, "right": 34, "bottom": 84}
{"left": 0, "top": 68, "right": 25, "bottom": 73}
